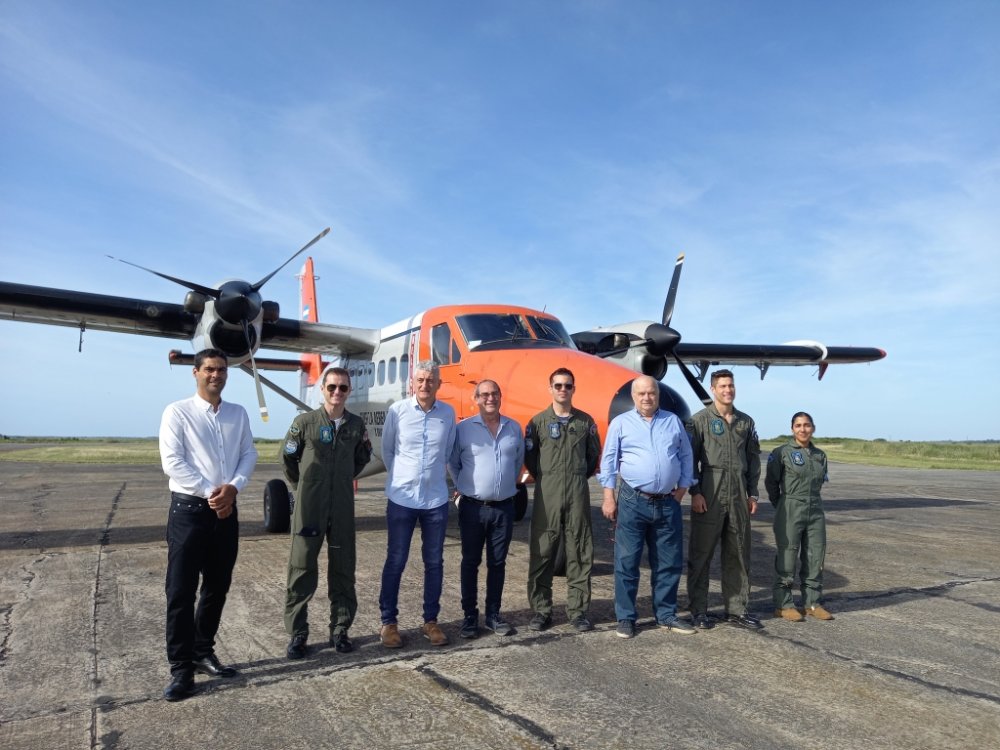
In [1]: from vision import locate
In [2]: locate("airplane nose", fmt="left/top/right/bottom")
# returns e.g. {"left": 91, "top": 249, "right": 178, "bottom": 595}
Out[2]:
{"left": 607, "top": 379, "right": 692, "bottom": 425}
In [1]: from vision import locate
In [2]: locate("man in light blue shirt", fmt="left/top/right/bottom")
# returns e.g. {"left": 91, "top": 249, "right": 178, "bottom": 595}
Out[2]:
{"left": 378, "top": 360, "right": 457, "bottom": 648}
{"left": 600, "top": 375, "right": 695, "bottom": 639}
{"left": 449, "top": 379, "right": 524, "bottom": 639}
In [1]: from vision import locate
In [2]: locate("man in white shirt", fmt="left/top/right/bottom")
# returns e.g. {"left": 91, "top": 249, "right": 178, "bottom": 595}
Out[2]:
{"left": 158, "top": 349, "right": 257, "bottom": 701}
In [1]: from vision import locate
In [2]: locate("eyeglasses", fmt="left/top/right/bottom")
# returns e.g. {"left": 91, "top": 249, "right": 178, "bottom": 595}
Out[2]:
{"left": 325, "top": 384, "right": 350, "bottom": 393}
{"left": 478, "top": 391, "right": 500, "bottom": 400}
{"left": 552, "top": 382, "right": 575, "bottom": 391}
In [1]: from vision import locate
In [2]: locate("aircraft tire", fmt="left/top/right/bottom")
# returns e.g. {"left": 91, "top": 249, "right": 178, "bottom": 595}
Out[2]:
{"left": 514, "top": 483, "right": 528, "bottom": 522}
{"left": 552, "top": 529, "right": 567, "bottom": 577}
{"left": 263, "top": 478, "right": 291, "bottom": 533}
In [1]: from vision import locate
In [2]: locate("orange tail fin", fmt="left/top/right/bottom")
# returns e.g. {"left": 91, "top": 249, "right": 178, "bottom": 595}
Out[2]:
{"left": 298, "top": 257, "right": 325, "bottom": 389}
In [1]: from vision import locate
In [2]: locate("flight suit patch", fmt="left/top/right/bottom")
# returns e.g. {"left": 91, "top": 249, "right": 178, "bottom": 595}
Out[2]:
{"left": 284, "top": 439, "right": 298, "bottom": 455}
{"left": 791, "top": 451, "right": 805, "bottom": 466}
{"left": 589, "top": 423, "right": 597, "bottom": 436}
{"left": 549, "top": 422, "right": 562, "bottom": 439}
{"left": 710, "top": 418, "right": 725, "bottom": 435}
{"left": 289, "top": 425, "right": 300, "bottom": 436}
{"left": 319, "top": 425, "right": 334, "bottom": 444}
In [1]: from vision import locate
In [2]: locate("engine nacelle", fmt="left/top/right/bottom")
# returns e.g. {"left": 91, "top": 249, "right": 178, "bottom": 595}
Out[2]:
{"left": 572, "top": 320, "right": 670, "bottom": 379}
{"left": 190, "top": 299, "right": 262, "bottom": 365}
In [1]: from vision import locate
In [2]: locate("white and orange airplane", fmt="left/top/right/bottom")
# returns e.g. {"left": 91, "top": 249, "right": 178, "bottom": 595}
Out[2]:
{"left": 0, "top": 228, "right": 885, "bottom": 529}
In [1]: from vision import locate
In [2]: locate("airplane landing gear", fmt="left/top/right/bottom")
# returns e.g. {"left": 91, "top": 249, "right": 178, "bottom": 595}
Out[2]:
{"left": 263, "top": 478, "right": 292, "bottom": 533}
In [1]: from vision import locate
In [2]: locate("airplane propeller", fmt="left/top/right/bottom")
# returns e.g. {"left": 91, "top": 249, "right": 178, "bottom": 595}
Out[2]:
{"left": 591, "top": 253, "right": 713, "bottom": 406}
{"left": 108, "top": 227, "right": 332, "bottom": 421}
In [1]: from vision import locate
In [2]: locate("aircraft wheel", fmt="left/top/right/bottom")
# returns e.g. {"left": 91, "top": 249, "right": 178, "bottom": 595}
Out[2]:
{"left": 513, "top": 483, "right": 528, "bottom": 522}
{"left": 552, "top": 530, "right": 567, "bottom": 577}
{"left": 263, "top": 478, "right": 291, "bottom": 533}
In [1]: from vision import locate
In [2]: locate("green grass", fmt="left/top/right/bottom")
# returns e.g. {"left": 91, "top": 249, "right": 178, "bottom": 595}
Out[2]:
{"left": 2, "top": 436, "right": 997, "bottom": 470}
{"left": 0, "top": 438, "right": 283, "bottom": 465}
{"left": 759, "top": 438, "right": 999, "bottom": 471}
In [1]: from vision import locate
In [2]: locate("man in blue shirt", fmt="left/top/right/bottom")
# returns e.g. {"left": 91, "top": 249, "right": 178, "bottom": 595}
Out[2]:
{"left": 600, "top": 375, "right": 696, "bottom": 639}
{"left": 449, "top": 379, "right": 524, "bottom": 639}
{"left": 378, "top": 360, "right": 457, "bottom": 648}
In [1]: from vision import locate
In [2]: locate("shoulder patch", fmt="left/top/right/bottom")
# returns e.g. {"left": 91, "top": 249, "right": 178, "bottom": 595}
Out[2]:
{"left": 767, "top": 452, "right": 776, "bottom": 463}
{"left": 284, "top": 439, "right": 298, "bottom": 455}
{"left": 288, "top": 425, "right": 300, "bottom": 436}
{"left": 589, "top": 422, "right": 597, "bottom": 436}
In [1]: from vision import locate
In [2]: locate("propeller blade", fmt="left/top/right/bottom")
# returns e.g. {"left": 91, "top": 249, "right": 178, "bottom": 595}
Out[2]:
{"left": 241, "top": 320, "right": 269, "bottom": 422}
{"left": 106, "top": 256, "right": 219, "bottom": 297}
{"left": 661, "top": 252, "right": 685, "bottom": 327}
{"left": 252, "top": 227, "right": 331, "bottom": 291}
{"left": 671, "top": 350, "right": 712, "bottom": 405}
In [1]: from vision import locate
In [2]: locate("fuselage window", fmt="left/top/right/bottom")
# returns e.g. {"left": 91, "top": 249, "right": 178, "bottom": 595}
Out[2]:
{"left": 388, "top": 356, "right": 397, "bottom": 384}
{"left": 378, "top": 360, "right": 386, "bottom": 385}
{"left": 400, "top": 353, "right": 409, "bottom": 382}
{"left": 368, "top": 362, "right": 375, "bottom": 387}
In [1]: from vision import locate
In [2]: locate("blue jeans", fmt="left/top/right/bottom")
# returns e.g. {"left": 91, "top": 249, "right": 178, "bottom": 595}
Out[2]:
{"left": 458, "top": 497, "right": 514, "bottom": 618}
{"left": 613, "top": 483, "right": 683, "bottom": 623}
{"left": 379, "top": 499, "right": 449, "bottom": 624}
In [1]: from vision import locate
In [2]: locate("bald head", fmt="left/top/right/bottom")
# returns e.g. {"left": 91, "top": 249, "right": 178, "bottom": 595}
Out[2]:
{"left": 631, "top": 376, "right": 660, "bottom": 418}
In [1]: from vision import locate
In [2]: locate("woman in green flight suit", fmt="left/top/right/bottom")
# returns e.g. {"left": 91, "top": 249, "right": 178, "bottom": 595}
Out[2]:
{"left": 765, "top": 412, "right": 834, "bottom": 622}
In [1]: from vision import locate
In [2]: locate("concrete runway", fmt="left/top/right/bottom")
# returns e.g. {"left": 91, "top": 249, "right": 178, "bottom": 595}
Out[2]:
{"left": 0, "top": 458, "right": 997, "bottom": 749}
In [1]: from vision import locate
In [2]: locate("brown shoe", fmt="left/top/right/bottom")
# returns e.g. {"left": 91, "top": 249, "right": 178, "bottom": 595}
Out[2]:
{"left": 380, "top": 623, "right": 403, "bottom": 649}
{"left": 805, "top": 605, "right": 834, "bottom": 621}
{"left": 422, "top": 620, "right": 449, "bottom": 646}
{"left": 774, "top": 607, "right": 804, "bottom": 622}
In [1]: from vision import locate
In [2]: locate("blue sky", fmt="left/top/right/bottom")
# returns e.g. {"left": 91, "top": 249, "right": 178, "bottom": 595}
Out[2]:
{"left": 1, "top": 1, "right": 998, "bottom": 441}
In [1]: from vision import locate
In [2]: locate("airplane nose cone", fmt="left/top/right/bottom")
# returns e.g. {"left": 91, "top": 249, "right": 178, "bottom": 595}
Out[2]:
{"left": 608, "top": 379, "right": 692, "bottom": 425}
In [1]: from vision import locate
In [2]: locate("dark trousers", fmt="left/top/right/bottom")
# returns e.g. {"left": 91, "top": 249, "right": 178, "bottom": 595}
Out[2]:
{"left": 459, "top": 497, "right": 514, "bottom": 618}
{"left": 165, "top": 493, "right": 239, "bottom": 674}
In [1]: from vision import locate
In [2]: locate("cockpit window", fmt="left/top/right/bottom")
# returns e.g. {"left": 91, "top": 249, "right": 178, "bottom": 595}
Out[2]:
{"left": 527, "top": 316, "right": 574, "bottom": 346}
{"left": 456, "top": 313, "right": 574, "bottom": 350}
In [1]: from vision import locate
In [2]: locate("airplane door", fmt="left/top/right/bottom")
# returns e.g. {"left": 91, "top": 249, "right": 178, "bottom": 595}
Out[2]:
{"left": 426, "top": 320, "right": 472, "bottom": 418}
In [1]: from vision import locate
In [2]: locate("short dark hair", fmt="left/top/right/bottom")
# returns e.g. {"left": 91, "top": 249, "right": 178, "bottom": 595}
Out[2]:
{"left": 323, "top": 367, "right": 351, "bottom": 385}
{"left": 791, "top": 411, "right": 814, "bottom": 428}
{"left": 194, "top": 349, "right": 228, "bottom": 369}
{"left": 710, "top": 369, "right": 734, "bottom": 386}
{"left": 549, "top": 367, "right": 575, "bottom": 385}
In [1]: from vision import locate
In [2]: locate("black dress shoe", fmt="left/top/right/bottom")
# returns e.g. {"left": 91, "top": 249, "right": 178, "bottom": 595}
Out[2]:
{"left": 163, "top": 672, "right": 196, "bottom": 702}
{"left": 287, "top": 633, "right": 308, "bottom": 660}
{"left": 330, "top": 632, "right": 353, "bottom": 653}
{"left": 727, "top": 612, "right": 764, "bottom": 631}
{"left": 194, "top": 654, "right": 237, "bottom": 677}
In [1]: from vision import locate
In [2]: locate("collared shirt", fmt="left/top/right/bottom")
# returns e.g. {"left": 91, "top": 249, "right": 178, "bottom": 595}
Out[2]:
{"left": 159, "top": 394, "right": 257, "bottom": 499}
{"left": 599, "top": 408, "right": 694, "bottom": 493}
{"left": 449, "top": 413, "right": 524, "bottom": 501}
{"left": 382, "top": 396, "right": 457, "bottom": 509}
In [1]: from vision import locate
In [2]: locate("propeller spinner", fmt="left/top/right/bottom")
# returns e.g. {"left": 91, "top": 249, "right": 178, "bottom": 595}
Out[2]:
{"left": 109, "top": 227, "right": 332, "bottom": 421}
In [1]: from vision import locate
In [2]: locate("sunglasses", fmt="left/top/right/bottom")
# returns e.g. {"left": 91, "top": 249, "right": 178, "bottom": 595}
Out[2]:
{"left": 325, "top": 383, "right": 350, "bottom": 393}
{"left": 552, "top": 382, "right": 575, "bottom": 391}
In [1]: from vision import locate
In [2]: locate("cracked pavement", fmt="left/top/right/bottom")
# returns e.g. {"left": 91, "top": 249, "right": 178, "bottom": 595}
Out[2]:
{"left": 0, "top": 459, "right": 997, "bottom": 749}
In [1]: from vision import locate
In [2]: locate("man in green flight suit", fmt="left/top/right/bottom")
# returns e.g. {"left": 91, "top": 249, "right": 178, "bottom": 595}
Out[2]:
{"left": 524, "top": 367, "right": 602, "bottom": 633}
{"left": 281, "top": 367, "right": 372, "bottom": 659}
{"left": 685, "top": 369, "right": 763, "bottom": 631}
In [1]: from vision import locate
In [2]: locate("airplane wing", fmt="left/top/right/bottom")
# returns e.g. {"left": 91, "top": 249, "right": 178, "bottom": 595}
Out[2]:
{"left": 675, "top": 341, "right": 886, "bottom": 366}
{"left": 0, "top": 281, "right": 379, "bottom": 356}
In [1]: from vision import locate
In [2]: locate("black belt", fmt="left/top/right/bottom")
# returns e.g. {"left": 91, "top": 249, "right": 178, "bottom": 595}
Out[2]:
{"left": 461, "top": 495, "right": 515, "bottom": 506}
{"left": 624, "top": 482, "right": 673, "bottom": 501}
{"left": 171, "top": 491, "right": 209, "bottom": 505}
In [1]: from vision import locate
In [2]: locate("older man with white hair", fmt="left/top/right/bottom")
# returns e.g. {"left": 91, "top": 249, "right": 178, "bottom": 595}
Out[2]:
{"left": 600, "top": 376, "right": 695, "bottom": 639}
{"left": 378, "top": 360, "right": 457, "bottom": 649}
